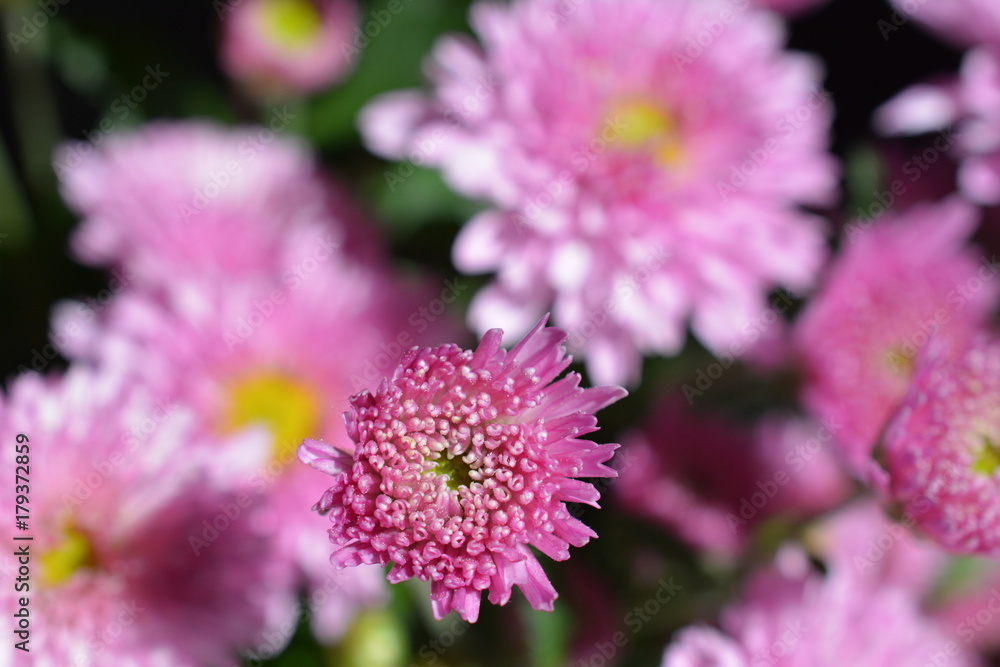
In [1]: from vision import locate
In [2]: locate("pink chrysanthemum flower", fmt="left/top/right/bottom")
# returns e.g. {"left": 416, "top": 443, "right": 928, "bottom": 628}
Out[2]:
{"left": 792, "top": 197, "right": 998, "bottom": 484}
{"left": 56, "top": 121, "right": 338, "bottom": 292}
{"left": 617, "top": 397, "right": 849, "bottom": 557}
{"left": 0, "top": 367, "right": 296, "bottom": 666}
{"left": 220, "top": 0, "right": 358, "bottom": 97}
{"left": 662, "top": 547, "right": 982, "bottom": 667}
{"left": 299, "top": 317, "right": 626, "bottom": 622}
{"left": 877, "top": 1, "right": 1000, "bottom": 204}
{"left": 359, "top": 0, "right": 836, "bottom": 385}
{"left": 883, "top": 335, "right": 1000, "bottom": 555}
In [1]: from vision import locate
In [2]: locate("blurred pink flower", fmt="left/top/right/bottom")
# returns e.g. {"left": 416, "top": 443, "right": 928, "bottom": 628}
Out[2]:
{"left": 805, "top": 499, "right": 946, "bottom": 592}
{"left": 877, "top": 48, "right": 1000, "bottom": 205}
{"left": 51, "top": 233, "right": 431, "bottom": 641}
{"left": 876, "top": 0, "right": 1000, "bottom": 204}
{"left": 359, "top": 0, "right": 836, "bottom": 385}
{"left": 299, "top": 317, "right": 626, "bottom": 622}
{"left": 885, "top": 0, "right": 1000, "bottom": 51}
{"left": 56, "top": 121, "right": 341, "bottom": 294}
{"left": 0, "top": 367, "right": 296, "bottom": 666}
{"left": 662, "top": 547, "right": 982, "bottom": 666}
{"left": 792, "top": 197, "right": 998, "bottom": 485}
{"left": 884, "top": 335, "right": 1000, "bottom": 555}
{"left": 617, "top": 397, "right": 849, "bottom": 558}
{"left": 220, "top": 0, "right": 358, "bottom": 97}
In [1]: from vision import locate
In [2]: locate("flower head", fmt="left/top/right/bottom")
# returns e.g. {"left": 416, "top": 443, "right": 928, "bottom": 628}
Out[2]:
{"left": 792, "top": 197, "right": 998, "bottom": 483}
{"left": 56, "top": 121, "right": 338, "bottom": 293}
{"left": 884, "top": 335, "right": 1000, "bottom": 555}
{"left": 299, "top": 317, "right": 626, "bottom": 622}
{"left": 220, "top": 0, "right": 358, "bottom": 97}
{"left": 662, "top": 547, "right": 980, "bottom": 667}
{"left": 876, "top": 1, "right": 1000, "bottom": 204}
{"left": 360, "top": 0, "right": 836, "bottom": 385}
{"left": 0, "top": 367, "right": 295, "bottom": 666}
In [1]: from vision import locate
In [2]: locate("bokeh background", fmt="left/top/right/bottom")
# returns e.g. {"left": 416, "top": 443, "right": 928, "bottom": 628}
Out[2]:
{"left": 4, "top": 0, "right": 1000, "bottom": 666}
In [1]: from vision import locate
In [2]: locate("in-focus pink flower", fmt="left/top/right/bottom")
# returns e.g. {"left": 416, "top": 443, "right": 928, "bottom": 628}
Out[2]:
{"left": 220, "top": 0, "right": 358, "bottom": 97}
{"left": 662, "top": 547, "right": 983, "bottom": 667}
{"left": 617, "top": 397, "right": 849, "bottom": 557}
{"left": 877, "top": 1, "right": 1000, "bottom": 204}
{"left": 56, "top": 121, "right": 340, "bottom": 294}
{"left": 299, "top": 317, "right": 626, "bottom": 622}
{"left": 792, "top": 197, "right": 998, "bottom": 485}
{"left": 0, "top": 367, "right": 296, "bottom": 666}
{"left": 884, "top": 335, "right": 1000, "bottom": 555}
{"left": 359, "top": 0, "right": 836, "bottom": 385}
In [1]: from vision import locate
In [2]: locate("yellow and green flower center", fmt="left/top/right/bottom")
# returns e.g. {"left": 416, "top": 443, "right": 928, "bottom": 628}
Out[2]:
{"left": 883, "top": 346, "right": 915, "bottom": 376}
{"left": 606, "top": 98, "right": 684, "bottom": 167}
{"left": 223, "top": 370, "right": 322, "bottom": 462}
{"left": 258, "top": 0, "right": 323, "bottom": 50}
{"left": 972, "top": 436, "right": 1000, "bottom": 476}
{"left": 434, "top": 453, "right": 475, "bottom": 491}
{"left": 40, "top": 525, "right": 94, "bottom": 587}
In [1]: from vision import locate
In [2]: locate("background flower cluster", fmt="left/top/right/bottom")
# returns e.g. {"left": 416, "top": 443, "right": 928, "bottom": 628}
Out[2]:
{"left": 4, "top": 0, "right": 1000, "bottom": 665}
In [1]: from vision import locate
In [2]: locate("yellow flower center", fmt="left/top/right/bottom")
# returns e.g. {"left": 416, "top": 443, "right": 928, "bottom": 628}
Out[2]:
{"left": 972, "top": 436, "right": 1000, "bottom": 476}
{"left": 258, "top": 0, "right": 323, "bottom": 50}
{"left": 40, "top": 526, "right": 93, "bottom": 587}
{"left": 883, "top": 346, "right": 915, "bottom": 376}
{"left": 223, "top": 371, "right": 322, "bottom": 462}
{"left": 606, "top": 98, "right": 684, "bottom": 167}
{"left": 434, "top": 453, "right": 475, "bottom": 491}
